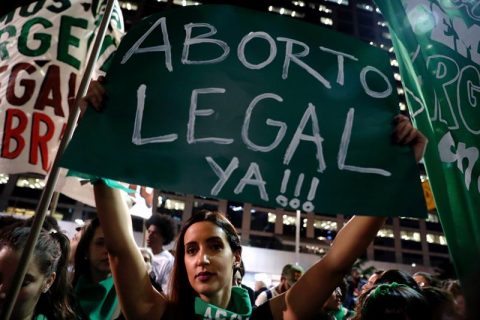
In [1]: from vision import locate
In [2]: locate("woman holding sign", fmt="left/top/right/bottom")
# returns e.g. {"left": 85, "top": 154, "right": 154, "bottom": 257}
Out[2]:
{"left": 88, "top": 87, "right": 426, "bottom": 320}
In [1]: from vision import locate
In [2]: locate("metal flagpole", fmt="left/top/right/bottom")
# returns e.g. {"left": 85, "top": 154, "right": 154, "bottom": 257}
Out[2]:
{"left": 0, "top": 1, "right": 116, "bottom": 318}
{"left": 295, "top": 209, "right": 301, "bottom": 265}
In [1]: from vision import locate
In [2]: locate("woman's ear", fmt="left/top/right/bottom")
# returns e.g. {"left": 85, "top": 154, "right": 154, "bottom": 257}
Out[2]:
{"left": 233, "top": 251, "right": 241, "bottom": 267}
{"left": 42, "top": 272, "right": 56, "bottom": 293}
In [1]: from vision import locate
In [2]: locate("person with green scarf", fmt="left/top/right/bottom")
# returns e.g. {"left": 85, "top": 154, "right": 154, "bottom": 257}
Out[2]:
{"left": 72, "top": 218, "right": 122, "bottom": 319}
{"left": 87, "top": 81, "right": 427, "bottom": 319}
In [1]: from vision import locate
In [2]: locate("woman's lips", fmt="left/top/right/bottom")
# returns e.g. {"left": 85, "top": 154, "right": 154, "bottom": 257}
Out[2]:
{"left": 195, "top": 271, "right": 215, "bottom": 281}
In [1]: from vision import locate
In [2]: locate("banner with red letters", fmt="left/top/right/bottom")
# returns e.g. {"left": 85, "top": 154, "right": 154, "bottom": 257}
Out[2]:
{"left": 0, "top": 0, "right": 124, "bottom": 175}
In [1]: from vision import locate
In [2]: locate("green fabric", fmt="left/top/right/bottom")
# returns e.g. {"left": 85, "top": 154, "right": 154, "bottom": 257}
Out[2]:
{"left": 67, "top": 169, "right": 133, "bottom": 193}
{"left": 330, "top": 306, "right": 355, "bottom": 320}
{"left": 75, "top": 275, "right": 119, "bottom": 320}
{"left": 35, "top": 315, "right": 48, "bottom": 320}
{"left": 374, "top": 0, "right": 480, "bottom": 292}
{"left": 194, "top": 286, "right": 252, "bottom": 319}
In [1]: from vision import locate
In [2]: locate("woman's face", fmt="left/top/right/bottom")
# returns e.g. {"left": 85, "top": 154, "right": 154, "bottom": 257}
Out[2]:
{"left": 88, "top": 227, "right": 110, "bottom": 277}
{"left": 0, "top": 247, "right": 55, "bottom": 319}
{"left": 362, "top": 273, "right": 380, "bottom": 294}
{"left": 184, "top": 221, "right": 240, "bottom": 303}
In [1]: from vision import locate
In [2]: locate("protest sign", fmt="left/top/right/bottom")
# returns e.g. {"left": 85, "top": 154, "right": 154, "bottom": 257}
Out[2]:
{"left": 375, "top": 0, "right": 480, "bottom": 287}
{"left": 62, "top": 5, "right": 426, "bottom": 217}
{"left": 0, "top": 0, "right": 124, "bottom": 175}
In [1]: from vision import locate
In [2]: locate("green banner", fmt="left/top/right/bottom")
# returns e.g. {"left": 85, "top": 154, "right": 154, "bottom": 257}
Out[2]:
{"left": 61, "top": 5, "right": 426, "bottom": 217}
{"left": 375, "top": 0, "right": 480, "bottom": 286}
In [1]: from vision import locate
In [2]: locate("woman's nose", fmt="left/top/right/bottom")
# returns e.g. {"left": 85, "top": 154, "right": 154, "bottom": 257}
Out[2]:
{"left": 197, "top": 251, "right": 210, "bottom": 265}
{"left": 0, "top": 283, "right": 6, "bottom": 299}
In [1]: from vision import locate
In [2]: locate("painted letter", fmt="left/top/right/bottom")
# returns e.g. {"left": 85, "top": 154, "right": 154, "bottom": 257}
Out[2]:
{"left": 182, "top": 23, "right": 230, "bottom": 65}
{"left": 277, "top": 37, "right": 331, "bottom": 89}
{"left": 206, "top": 156, "right": 239, "bottom": 196}
{"left": 242, "top": 93, "right": 286, "bottom": 152}
{"left": 284, "top": 103, "right": 326, "bottom": 173}
{"left": 132, "top": 84, "right": 178, "bottom": 145}
{"left": 337, "top": 108, "right": 391, "bottom": 176}
{"left": 122, "top": 17, "right": 173, "bottom": 72}
{"left": 187, "top": 88, "right": 233, "bottom": 144}
{"left": 238, "top": 31, "right": 276, "bottom": 69}
{"left": 234, "top": 162, "right": 269, "bottom": 201}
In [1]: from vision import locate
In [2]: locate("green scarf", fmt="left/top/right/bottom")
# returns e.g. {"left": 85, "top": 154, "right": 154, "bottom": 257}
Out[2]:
{"left": 194, "top": 286, "right": 252, "bottom": 319}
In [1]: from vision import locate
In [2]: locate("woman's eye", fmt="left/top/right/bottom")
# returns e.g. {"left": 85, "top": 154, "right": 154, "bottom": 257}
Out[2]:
{"left": 212, "top": 243, "right": 223, "bottom": 251}
{"left": 185, "top": 247, "right": 197, "bottom": 255}
{"left": 21, "top": 279, "right": 32, "bottom": 287}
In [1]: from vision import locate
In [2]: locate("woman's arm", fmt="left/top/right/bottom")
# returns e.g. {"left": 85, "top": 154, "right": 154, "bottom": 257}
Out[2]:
{"left": 277, "top": 216, "right": 385, "bottom": 320}
{"left": 94, "top": 183, "right": 168, "bottom": 319}
{"left": 267, "top": 115, "right": 426, "bottom": 320}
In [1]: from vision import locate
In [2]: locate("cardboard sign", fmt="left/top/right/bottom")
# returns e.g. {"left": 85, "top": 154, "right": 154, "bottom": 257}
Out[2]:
{"left": 62, "top": 5, "right": 426, "bottom": 217}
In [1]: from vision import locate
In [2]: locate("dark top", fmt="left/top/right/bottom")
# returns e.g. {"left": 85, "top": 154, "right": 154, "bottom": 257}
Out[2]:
{"left": 251, "top": 301, "right": 274, "bottom": 320}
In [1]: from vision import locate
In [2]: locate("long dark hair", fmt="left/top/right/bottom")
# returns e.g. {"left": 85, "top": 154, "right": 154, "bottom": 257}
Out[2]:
{"left": 0, "top": 226, "right": 77, "bottom": 319}
{"left": 168, "top": 211, "right": 241, "bottom": 319}
{"left": 360, "top": 283, "right": 430, "bottom": 320}
{"left": 72, "top": 217, "right": 101, "bottom": 286}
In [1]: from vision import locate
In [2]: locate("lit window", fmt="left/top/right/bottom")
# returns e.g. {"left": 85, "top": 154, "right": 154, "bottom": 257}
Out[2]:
{"left": 426, "top": 234, "right": 447, "bottom": 245}
{"left": 166, "top": 199, "right": 185, "bottom": 210}
{"left": 320, "top": 17, "right": 333, "bottom": 25}
{"left": 313, "top": 219, "right": 337, "bottom": 230}
{"left": 173, "top": 0, "right": 201, "bottom": 6}
{"left": 319, "top": 5, "right": 332, "bottom": 13}
{"left": 0, "top": 174, "right": 8, "bottom": 184}
{"left": 268, "top": 212, "right": 277, "bottom": 223}
{"left": 357, "top": 3, "right": 373, "bottom": 12}
{"left": 377, "top": 228, "right": 394, "bottom": 238}
{"left": 400, "top": 231, "right": 421, "bottom": 242}
{"left": 119, "top": 1, "right": 138, "bottom": 10}
{"left": 17, "top": 178, "right": 46, "bottom": 189}
{"left": 426, "top": 213, "right": 439, "bottom": 223}
{"left": 324, "top": 0, "right": 349, "bottom": 5}
{"left": 292, "top": 1, "right": 305, "bottom": 7}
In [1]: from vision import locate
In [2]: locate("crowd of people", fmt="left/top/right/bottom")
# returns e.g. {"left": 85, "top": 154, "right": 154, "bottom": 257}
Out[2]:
{"left": 0, "top": 81, "right": 471, "bottom": 319}
{"left": 0, "top": 212, "right": 470, "bottom": 320}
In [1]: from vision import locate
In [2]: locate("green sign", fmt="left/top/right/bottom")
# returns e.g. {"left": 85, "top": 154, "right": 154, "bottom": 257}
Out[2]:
{"left": 375, "top": 0, "right": 480, "bottom": 287}
{"left": 61, "top": 5, "right": 426, "bottom": 217}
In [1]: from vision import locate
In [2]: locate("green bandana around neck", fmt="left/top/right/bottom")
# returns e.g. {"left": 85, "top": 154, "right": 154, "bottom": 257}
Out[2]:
{"left": 194, "top": 286, "right": 252, "bottom": 319}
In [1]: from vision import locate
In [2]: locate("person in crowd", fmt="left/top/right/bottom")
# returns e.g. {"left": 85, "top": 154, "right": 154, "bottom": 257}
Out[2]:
{"left": 139, "top": 247, "right": 163, "bottom": 292}
{"left": 443, "top": 279, "right": 466, "bottom": 319}
{"left": 323, "top": 286, "right": 355, "bottom": 320}
{"left": 0, "top": 225, "right": 78, "bottom": 319}
{"left": 374, "top": 269, "right": 421, "bottom": 292}
{"left": 344, "top": 267, "right": 366, "bottom": 310}
{"left": 357, "top": 282, "right": 431, "bottom": 320}
{"left": 145, "top": 213, "right": 177, "bottom": 294}
{"left": 361, "top": 270, "right": 383, "bottom": 295}
{"left": 422, "top": 286, "right": 461, "bottom": 320}
{"left": 68, "top": 223, "right": 86, "bottom": 281}
{"left": 233, "top": 260, "right": 255, "bottom": 307}
{"left": 254, "top": 280, "right": 268, "bottom": 300}
{"left": 72, "top": 217, "right": 121, "bottom": 319}
{"left": 255, "top": 263, "right": 304, "bottom": 307}
{"left": 412, "top": 271, "right": 438, "bottom": 288}
{"left": 86, "top": 80, "right": 428, "bottom": 319}
{"left": 0, "top": 215, "right": 22, "bottom": 230}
